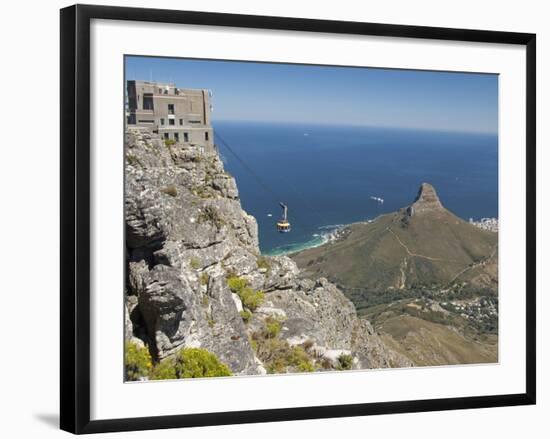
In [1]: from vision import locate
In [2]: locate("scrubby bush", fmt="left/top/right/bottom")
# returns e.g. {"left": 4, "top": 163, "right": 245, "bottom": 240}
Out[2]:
{"left": 239, "top": 309, "right": 252, "bottom": 323}
{"left": 125, "top": 341, "right": 152, "bottom": 381}
{"left": 302, "top": 339, "right": 314, "bottom": 351}
{"left": 190, "top": 257, "right": 201, "bottom": 270}
{"left": 150, "top": 348, "right": 232, "bottom": 380}
{"left": 150, "top": 359, "right": 177, "bottom": 380}
{"left": 251, "top": 326, "right": 315, "bottom": 374}
{"left": 264, "top": 316, "right": 282, "bottom": 338}
{"left": 199, "top": 272, "right": 210, "bottom": 286}
{"left": 337, "top": 354, "right": 354, "bottom": 371}
{"left": 240, "top": 287, "right": 265, "bottom": 311}
{"left": 227, "top": 276, "right": 248, "bottom": 293}
{"left": 164, "top": 139, "right": 176, "bottom": 146}
{"left": 227, "top": 276, "right": 265, "bottom": 311}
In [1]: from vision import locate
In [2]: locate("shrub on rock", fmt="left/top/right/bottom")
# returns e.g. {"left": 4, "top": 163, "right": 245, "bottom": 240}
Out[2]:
{"left": 151, "top": 348, "right": 232, "bottom": 380}
{"left": 125, "top": 341, "right": 152, "bottom": 381}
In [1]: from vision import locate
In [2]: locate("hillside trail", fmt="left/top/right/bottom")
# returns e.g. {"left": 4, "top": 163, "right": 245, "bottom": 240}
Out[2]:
{"left": 386, "top": 227, "right": 447, "bottom": 262}
{"left": 448, "top": 245, "right": 498, "bottom": 284}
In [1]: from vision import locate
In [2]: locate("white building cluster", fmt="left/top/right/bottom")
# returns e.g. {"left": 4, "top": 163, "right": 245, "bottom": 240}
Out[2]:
{"left": 469, "top": 217, "right": 498, "bottom": 232}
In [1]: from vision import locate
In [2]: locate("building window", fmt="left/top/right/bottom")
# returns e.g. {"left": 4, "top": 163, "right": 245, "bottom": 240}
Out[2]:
{"left": 138, "top": 119, "right": 154, "bottom": 124}
{"left": 205, "top": 131, "right": 209, "bottom": 141}
{"left": 160, "top": 118, "right": 165, "bottom": 125}
{"left": 179, "top": 119, "right": 183, "bottom": 125}
{"left": 174, "top": 132, "right": 179, "bottom": 142}
{"left": 164, "top": 133, "right": 169, "bottom": 140}
{"left": 163, "top": 89, "right": 168, "bottom": 95}
{"left": 189, "top": 120, "right": 201, "bottom": 124}
{"left": 143, "top": 94, "right": 153, "bottom": 110}
{"left": 184, "top": 132, "right": 189, "bottom": 142}
{"left": 168, "top": 104, "right": 174, "bottom": 114}
{"left": 169, "top": 119, "right": 175, "bottom": 126}
{"left": 158, "top": 88, "right": 162, "bottom": 94}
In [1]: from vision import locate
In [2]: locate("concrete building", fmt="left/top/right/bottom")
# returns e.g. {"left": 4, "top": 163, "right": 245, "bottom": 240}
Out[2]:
{"left": 127, "top": 80, "right": 214, "bottom": 152}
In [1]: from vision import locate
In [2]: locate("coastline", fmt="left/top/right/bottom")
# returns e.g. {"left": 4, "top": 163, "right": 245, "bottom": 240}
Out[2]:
{"left": 262, "top": 215, "right": 498, "bottom": 257}
{"left": 263, "top": 221, "right": 366, "bottom": 257}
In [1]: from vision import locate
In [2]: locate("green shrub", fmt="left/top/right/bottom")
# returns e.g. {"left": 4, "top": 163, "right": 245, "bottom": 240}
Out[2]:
{"left": 190, "top": 257, "right": 201, "bottom": 270}
{"left": 288, "top": 346, "right": 314, "bottom": 372}
{"left": 227, "top": 276, "right": 248, "bottom": 294}
{"left": 252, "top": 333, "right": 315, "bottom": 374}
{"left": 240, "top": 309, "right": 252, "bottom": 323}
{"left": 200, "top": 272, "right": 210, "bottom": 286}
{"left": 150, "top": 359, "right": 177, "bottom": 380}
{"left": 240, "top": 287, "right": 265, "bottom": 311}
{"left": 227, "top": 276, "right": 265, "bottom": 311}
{"left": 125, "top": 341, "right": 152, "bottom": 381}
{"left": 164, "top": 139, "right": 176, "bottom": 146}
{"left": 264, "top": 316, "right": 282, "bottom": 338}
{"left": 151, "top": 348, "right": 232, "bottom": 380}
{"left": 160, "top": 185, "right": 178, "bottom": 197}
{"left": 337, "top": 354, "right": 353, "bottom": 371}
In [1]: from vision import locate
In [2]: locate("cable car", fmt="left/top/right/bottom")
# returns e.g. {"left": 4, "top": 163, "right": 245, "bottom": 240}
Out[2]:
{"left": 277, "top": 202, "right": 291, "bottom": 233}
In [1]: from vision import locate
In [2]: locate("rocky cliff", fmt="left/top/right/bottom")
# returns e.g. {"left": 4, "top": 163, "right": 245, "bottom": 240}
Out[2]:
{"left": 124, "top": 127, "right": 411, "bottom": 375}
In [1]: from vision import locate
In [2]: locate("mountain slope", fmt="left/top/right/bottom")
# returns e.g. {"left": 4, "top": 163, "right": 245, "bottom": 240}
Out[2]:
{"left": 292, "top": 183, "right": 498, "bottom": 293}
{"left": 124, "top": 128, "right": 411, "bottom": 378}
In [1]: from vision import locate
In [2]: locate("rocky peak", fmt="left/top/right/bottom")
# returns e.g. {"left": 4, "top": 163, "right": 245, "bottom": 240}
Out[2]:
{"left": 408, "top": 182, "right": 443, "bottom": 216}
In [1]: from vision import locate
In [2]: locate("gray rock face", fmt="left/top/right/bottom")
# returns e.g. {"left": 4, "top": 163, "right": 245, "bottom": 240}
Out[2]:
{"left": 125, "top": 127, "right": 410, "bottom": 374}
{"left": 407, "top": 182, "right": 444, "bottom": 216}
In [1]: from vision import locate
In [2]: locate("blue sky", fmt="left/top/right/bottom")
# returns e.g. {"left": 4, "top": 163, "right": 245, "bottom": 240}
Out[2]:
{"left": 126, "top": 56, "right": 498, "bottom": 134}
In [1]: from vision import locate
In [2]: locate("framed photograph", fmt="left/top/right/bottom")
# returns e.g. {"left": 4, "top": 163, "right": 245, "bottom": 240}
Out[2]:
{"left": 60, "top": 4, "right": 536, "bottom": 434}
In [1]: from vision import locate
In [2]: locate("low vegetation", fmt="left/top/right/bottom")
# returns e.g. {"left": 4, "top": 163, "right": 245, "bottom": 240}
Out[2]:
{"left": 125, "top": 341, "right": 153, "bottom": 381}
{"left": 250, "top": 317, "right": 315, "bottom": 374}
{"left": 227, "top": 276, "right": 265, "bottom": 311}
{"left": 336, "top": 354, "right": 353, "bottom": 371}
{"left": 199, "top": 272, "right": 210, "bottom": 286}
{"left": 151, "top": 348, "right": 232, "bottom": 380}
{"left": 198, "top": 205, "right": 225, "bottom": 228}
{"left": 239, "top": 309, "right": 252, "bottom": 323}
{"left": 189, "top": 257, "right": 201, "bottom": 270}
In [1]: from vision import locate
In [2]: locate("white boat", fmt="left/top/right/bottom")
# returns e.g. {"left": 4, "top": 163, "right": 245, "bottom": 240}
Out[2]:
{"left": 370, "top": 196, "right": 384, "bottom": 204}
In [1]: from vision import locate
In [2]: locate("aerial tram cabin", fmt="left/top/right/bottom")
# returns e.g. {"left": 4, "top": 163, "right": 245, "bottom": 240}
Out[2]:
{"left": 277, "top": 202, "right": 291, "bottom": 233}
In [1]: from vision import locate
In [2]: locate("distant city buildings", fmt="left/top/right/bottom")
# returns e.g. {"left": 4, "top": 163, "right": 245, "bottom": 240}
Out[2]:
{"left": 126, "top": 80, "right": 214, "bottom": 152}
{"left": 469, "top": 217, "right": 498, "bottom": 232}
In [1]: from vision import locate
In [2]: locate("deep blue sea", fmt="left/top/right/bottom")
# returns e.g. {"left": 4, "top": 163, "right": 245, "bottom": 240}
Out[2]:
{"left": 213, "top": 121, "right": 498, "bottom": 255}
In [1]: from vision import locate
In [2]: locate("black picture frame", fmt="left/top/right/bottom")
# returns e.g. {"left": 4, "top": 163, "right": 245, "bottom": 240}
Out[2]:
{"left": 60, "top": 4, "right": 536, "bottom": 434}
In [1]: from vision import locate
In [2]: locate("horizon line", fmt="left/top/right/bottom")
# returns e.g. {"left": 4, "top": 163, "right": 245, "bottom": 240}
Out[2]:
{"left": 211, "top": 119, "right": 498, "bottom": 136}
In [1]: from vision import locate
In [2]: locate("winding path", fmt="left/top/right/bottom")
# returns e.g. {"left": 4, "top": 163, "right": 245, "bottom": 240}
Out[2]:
{"left": 386, "top": 227, "right": 446, "bottom": 262}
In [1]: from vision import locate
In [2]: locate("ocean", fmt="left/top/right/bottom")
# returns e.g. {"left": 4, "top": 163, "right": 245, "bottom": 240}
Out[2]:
{"left": 213, "top": 121, "right": 498, "bottom": 256}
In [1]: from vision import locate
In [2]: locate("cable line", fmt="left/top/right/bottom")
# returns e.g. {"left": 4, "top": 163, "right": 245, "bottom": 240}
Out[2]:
{"left": 214, "top": 131, "right": 313, "bottom": 236}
